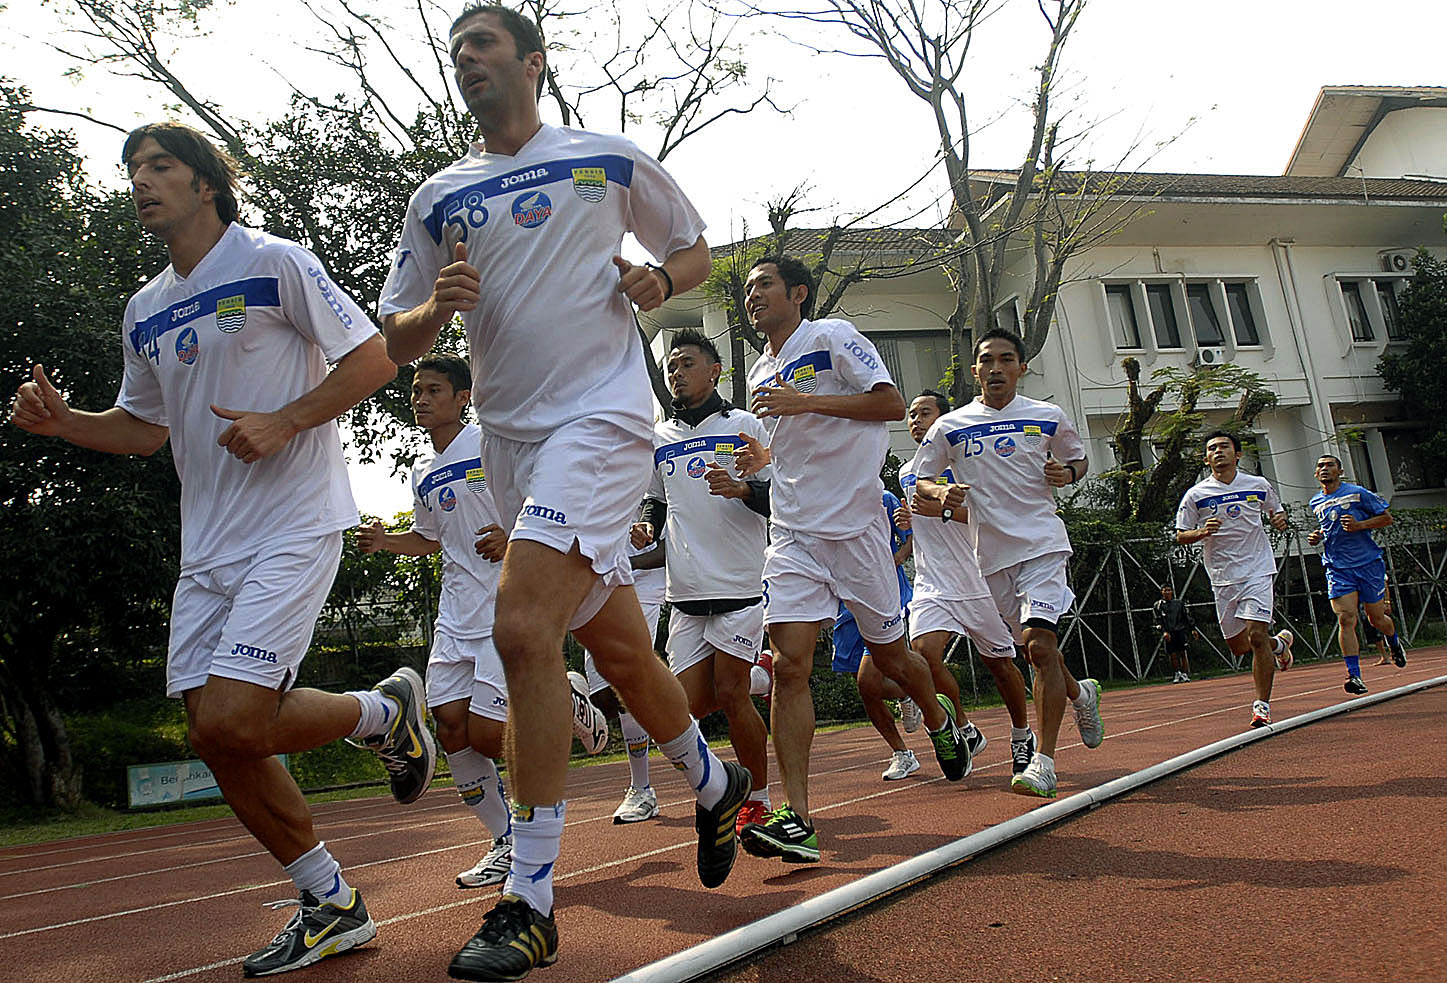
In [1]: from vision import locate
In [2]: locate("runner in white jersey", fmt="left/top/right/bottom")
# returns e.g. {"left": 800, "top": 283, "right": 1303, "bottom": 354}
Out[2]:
{"left": 8, "top": 122, "right": 429, "bottom": 977}
{"left": 1175, "top": 431, "right": 1294, "bottom": 728}
{"left": 914, "top": 328, "right": 1104, "bottom": 800}
{"left": 732, "top": 255, "right": 972, "bottom": 866}
{"left": 355, "top": 357, "right": 517, "bottom": 890}
{"left": 632, "top": 328, "right": 773, "bottom": 832}
{"left": 895, "top": 389, "right": 1036, "bottom": 783}
{"left": 374, "top": 8, "right": 747, "bottom": 979}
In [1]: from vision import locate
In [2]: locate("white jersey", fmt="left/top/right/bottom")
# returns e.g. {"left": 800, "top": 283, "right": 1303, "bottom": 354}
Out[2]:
{"left": 116, "top": 224, "right": 373, "bottom": 575}
{"left": 377, "top": 124, "right": 705, "bottom": 444}
{"left": 899, "top": 451, "right": 991, "bottom": 601}
{"left": 746, "top": 318, "right": 894, "bottom": 540}
{"left": 647, "top": 404, "right": 770, "bottom": 601}
{"left": 410, "top": 424, "right": 502, "bottom": 639}
{"left": 1175, "top": 471, "right": 1283, "bottom": 586}
{"left": 915, "top": 394, "right": 1085, "bottom": 577}
{"left": 631, "top": 540, "right": 667, "bottom": 607}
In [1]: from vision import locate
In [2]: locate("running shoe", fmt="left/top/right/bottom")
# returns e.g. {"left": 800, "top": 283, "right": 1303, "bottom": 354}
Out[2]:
{"left": 696, "top": 760, "right": 750, "bottom": 888}
{"left": 1171, "top": 671, "right": 1182, "bottom": 684}
{"left": 929, "top": 693, "right": 972, "bottom": 781}
{"left": 1388, "top": 634, "right": 1407, "bottom": 668}
{"left": 567, "top": 671, "right": 609, "bottom": 755}
{"left": 354, "top": 667, "right": 437, "bottom": 805}
{"left": 1250, "top": 700, "right": 1271, "bottom": 728}
{"left": 612, "top": 785, "right": 658, "bottom": 824}
{"left": 739, "top": 804, "right": 820, "bottom": 863}
{"left": 1344, "top": 675, "right": 1369, "bottom": 696}
{"left": 1010, "top": 753, "right": 1057, "bottom": 799}
{"left": 456, "top": 836, "right": 513, "bottom": 889}
{"left": 899, "top": 697, "right": 922, "bottom": 733}
{"left": 1073, "top": 678, "right": 1104, "bottom": 749}
{"left": 881, "top": 748, "right": 920, "bottom": 781}
{"left": 448, "top": 894, "right": 557, "bottom": 982}
{"left": 1180, "top": 672, "right": 1191, "bottom": 682}
{"left": 735, "top": 799, "right": 768, "bottom": 835}
{"left": 1273, "top": 629, "right": 1295, "bottom": 671}
{"left": 1010, "top": 730, "right": 1037, "bottom": 776}
{"left": 963, "top": 721, "right": 988, "bottom": 758}
{"left": 750, "top": 651, "right": 773, "bottom": 697}
{"left": 243, "top": 889, "right": 376, "bottom": 977}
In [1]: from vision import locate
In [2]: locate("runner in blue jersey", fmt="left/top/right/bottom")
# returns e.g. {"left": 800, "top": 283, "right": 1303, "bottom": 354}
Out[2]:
{"left": 1306, "top": 454, "right": 1406, "bottom": 694}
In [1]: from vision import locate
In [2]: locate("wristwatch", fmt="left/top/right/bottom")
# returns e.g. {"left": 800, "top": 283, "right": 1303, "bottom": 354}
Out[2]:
{"left": 941, "top": 506, "right": 954, "bottom": 523}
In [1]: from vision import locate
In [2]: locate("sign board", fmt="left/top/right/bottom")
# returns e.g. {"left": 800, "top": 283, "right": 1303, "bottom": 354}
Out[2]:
{"left": 126, "top": 756, "right": 287, "bottom": 808}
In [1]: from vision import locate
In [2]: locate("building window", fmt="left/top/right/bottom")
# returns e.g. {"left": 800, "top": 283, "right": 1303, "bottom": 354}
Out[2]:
{"left": 1224, "top": 283, "right": 1260, "bottom": 346}
{"left": 995, "top": 301, "right": 1021, "bottom": 335}
{"left": 1381, "top": 429, "right": 1441, "bottom": 491}
{"left": 1376, "top": 281, "right": 1403, "bottom": 340}
{"left": 1185, "top": 284, "right": 1225, "bottom": 346}
{"left": 1105, "top": 285, "right": 1141, "bottom": 349}
{"left": 1145, "top": 284, "right": 1181, "bottom": 348}
{"left": 865, "top": 331, "right": 952, "bottom": 397}
{"left": 1339, "top": 282, "right": 1373, "bottom": 341}
{"left": 1347, "top": 439, "right": 1378, "bottom": 490}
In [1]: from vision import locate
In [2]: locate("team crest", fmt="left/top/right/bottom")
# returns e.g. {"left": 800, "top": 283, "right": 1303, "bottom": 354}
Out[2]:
{"left": 1226, "top": 503, "right": 1242, "bottom": 518}
{"left": 466, "top": 467, "right": 488, "bottom": 493}
{"left": 713, "top": 442, "right": 736, "bottom": 468}
{"left": 571, "top": 167, "right": 607, "bottom": 203}
{"left": 512, "top": 191, "right": 553, "bottom": 228}
{"left": 791, "top": 363, "right": 817, "bottom": 394}
{"left": 1022, "top": 424, "right": 1043, "bottom": 446}
{"left": 216, "top": 295, "right": 246, "bottom": 333}
{"left": 686, "top": 456, "right": 707, "bottom": 479}
{"left": 175, "top": 326, "right": 199, "bottom": 365}
{"left": 994, "top": 435, "right": 1016, "bottom": 457}
{"left": 439, "top": 486, "right": 457, "bottom": 512}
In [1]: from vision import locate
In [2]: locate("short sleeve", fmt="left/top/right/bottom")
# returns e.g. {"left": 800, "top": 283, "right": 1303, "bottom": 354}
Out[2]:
{"left": 377, "top": 189, "right": 452, "bottom": 320}
{"left": 623, "top": 143, "right": 707, "bottom": 263}
{"left": 1264, "top": 481, "right": 1283, "bottom": 515}
{"left": 1174, "top": 492, "right": 1197, "bottom": 532}
{"left": 828, "top": 322, "right": 894, "bottom": 394}
{"left": 1046, "top": 408, "right": 1086, "bottom": 462}
{"left": 276, "top": 245, "right": 377, "bottom": 363}
{"left": 1362, "top": 487, "right": 1390, "bottom": 515}
{"left": 114, "top": 297, "right": 169, "bottom": 427}
{"left": 411, "top": 471, "right": 440, "bottom": 542}
{"left": 915, "top": 420, "right": 951, "bottom": 479}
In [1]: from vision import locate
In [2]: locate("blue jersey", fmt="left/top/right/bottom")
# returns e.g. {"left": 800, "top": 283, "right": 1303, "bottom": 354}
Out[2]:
{"left": 1310, "top": 482, "right": 1388, "bottom": 570}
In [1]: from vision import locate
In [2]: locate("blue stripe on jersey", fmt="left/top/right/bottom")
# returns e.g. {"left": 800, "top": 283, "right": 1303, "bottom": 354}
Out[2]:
{"left": 772, "top": 349, "right": 832, "bottom": 386}
{"left": 1195, "top": 490, "right": 1265, "bottom": 510}
{"left": 128, "top": 277, "right": 281, "bottom": 356}
{"left": 654, "top": 434, "right": 736, "bottom": 466}
{"left": 898, "top": 467, "right": 954, "bottom": 489}
{"left": 420, "top": 154, "right": 636, "bottom": 245}
{"left": 416, "top": 458, "right": 482, "bottom": 500}
{"left": 944, "top": 418, "right": 1058, "bottom": 446}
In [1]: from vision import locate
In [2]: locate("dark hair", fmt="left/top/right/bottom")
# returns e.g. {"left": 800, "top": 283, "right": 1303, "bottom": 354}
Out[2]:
{"left": 752, "top": 255, "right": 816, "bottom": 320}
{"left": 451, "top": 4, "right": 546, "bottom": 97}
{"left": 415, "top": 355, "right": 472, "bottom": 394}
{"left": 915, "top": 388, "right": 951, "bottom": 414}
{"left": 1203, "top": 429, "right": 1241, "bottom": 453}
{"left": 972, "top": 327, "right": 1026, "bottom": 361}
{"left": 121, "top": 123, "right": 241, "bottom": 225}
{"left": 1316, "top": 453, "right": 1343, "bottom": 468}
{"left": 669, "top": 327, "right": 720, "bottom": 365}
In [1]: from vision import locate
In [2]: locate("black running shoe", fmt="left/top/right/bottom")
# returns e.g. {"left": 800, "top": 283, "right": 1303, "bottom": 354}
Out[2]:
{"left": 696, "top": 759, "right": 750, "bottom": 888}
{"left": 739, "top": 804, "right": 820, "bottom": 863}
{"left": 928, "top": 693, "right": 972, "bottom": 781}
{"left": 243, "top": 889, "right": 376, "bottom": 977}
{"left": 1389, "top": 635, "right": 1407, "bottom": 668}
{"left": 1010, "top": 730, "right": 1037, "bottom": 776}
{"left": 964, "top": 722, "right": 988, "bottom": 758}
{"left": 449, "top": 895, "right": 558, "bottom": 982}
{"left": 356, "top": 667, "right": 437, "bottom": 805}
{"left": 1344, "top": 675, "right": 1369, "bottom": 695}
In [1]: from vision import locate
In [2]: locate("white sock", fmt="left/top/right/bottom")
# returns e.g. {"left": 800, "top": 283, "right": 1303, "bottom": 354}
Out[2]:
{"left": 748, "top": 785, "right": 771, "bottom": 809}
{"left": 448, "top": 747, "right": 511, "bottom": 840}
{"left": 346, "top": 689, "right": 392, "bottom": 739}
{"left": 619, "top": 712, "right": 651, "bottom": 789}
{"left": 749, "top": 664, "right": 771, "bottom": 696}
{"left": 1010, "top": 726, "right": 1033, "bottom": 742}
{"left": 504, "top": 802, "right": 565, "bottom": 915}
{"left": 658, "top": 720, "right": 728, "bottom": 809}
{"left": 1271, "top": 635, "right": 1285, "bottom": 654}
{"left": 284, "top": 841, "right": 351, "bottom": 903}
{"left": 1071, "top": 683, "right": 1094, "bottom": 707}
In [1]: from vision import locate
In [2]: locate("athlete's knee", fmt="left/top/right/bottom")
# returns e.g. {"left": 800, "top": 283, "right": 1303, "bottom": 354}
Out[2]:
{"left": 189, "top": 712, "right": 269, "bottom": 762}
{"left": 1245, "top": 624, "right": 1270, "bottom": 649}
{"left": 468, "top": 718, "right": 506, "bottom": 759}
{"left": 434, "top": 713, "right": 469, "bottom": 753}
{"left": 855, "top": 662, "right": 886, "bottom": 701}
{"left": 772, "top": 649, "right": 811, "bottom": 687}
{"left": 492, "top": 608, "right": 559, "bottom": 669}
{"left": 1022, "top": 636, "right": 1059, "bottom": 668}
{"left": 1335, "top": 609, "right": 1359, "bottom": 630}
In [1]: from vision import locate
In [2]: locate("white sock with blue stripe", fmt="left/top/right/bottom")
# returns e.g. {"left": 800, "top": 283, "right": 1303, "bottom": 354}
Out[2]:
{"left": 449, "top": 747, "right": 511, "bottom": 840}
{"left": 505, "top": 802, "right": 564, "bottom": 915}
{"left": 659, "top": 720, "right": 728, "bottom": 809}
{"left": 284, "top": 841, "right": 352, "bottom": 904}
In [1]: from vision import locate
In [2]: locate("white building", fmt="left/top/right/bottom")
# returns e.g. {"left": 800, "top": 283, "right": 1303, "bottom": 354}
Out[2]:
{"left": 645, "top": 86, "right": 1447, "bottom": 508}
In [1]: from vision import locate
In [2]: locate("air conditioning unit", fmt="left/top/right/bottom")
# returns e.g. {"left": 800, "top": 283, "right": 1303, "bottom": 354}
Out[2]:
{"left": 1194, "top": 346, "right": 1227, "bottom": 367}
{"left": 1379, "top": 249, "right": 1414, "bottom": 273}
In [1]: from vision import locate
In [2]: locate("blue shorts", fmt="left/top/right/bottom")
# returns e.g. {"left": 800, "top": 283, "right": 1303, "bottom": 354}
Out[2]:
{"left": 1325, "top": 557, "right": 1387, "bottom": 604}
{"left": 831, "top": 610, "right": 868, "bottom": 674}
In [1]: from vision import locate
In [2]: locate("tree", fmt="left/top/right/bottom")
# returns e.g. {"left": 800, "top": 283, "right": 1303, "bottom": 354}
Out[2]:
{"left": 0, "top": 85, "right": 179, "bottom": 808}
{"left": 1379, "top": 248, "right": 1447, "bottom": 488}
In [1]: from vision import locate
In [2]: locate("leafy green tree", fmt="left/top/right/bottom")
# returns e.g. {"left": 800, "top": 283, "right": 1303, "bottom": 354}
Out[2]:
{"left": 1379, "top": 249, "right": 1447, "bottom": 487}
{"left": 0, "top": 84, "right": 179, "bottom": 808}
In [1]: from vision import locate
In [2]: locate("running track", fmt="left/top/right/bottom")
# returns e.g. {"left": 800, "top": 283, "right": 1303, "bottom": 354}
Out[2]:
{"left": 4, "top": 649, "right": 1443, "bottom": 983}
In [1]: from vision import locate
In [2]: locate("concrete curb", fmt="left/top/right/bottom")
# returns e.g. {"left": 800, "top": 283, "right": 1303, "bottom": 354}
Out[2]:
{"left": 613, "top": 673, "right": 1447, "bottom": 983}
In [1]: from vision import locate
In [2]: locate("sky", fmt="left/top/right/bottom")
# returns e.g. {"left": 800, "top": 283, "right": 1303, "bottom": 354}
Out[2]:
{"left": 5, "top": 0, "right": 1446, "bottom": 516}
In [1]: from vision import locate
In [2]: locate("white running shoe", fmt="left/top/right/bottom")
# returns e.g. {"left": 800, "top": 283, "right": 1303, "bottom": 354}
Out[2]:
{"left": 456, "top": 836, "right": 513, "bottom": 889}
{"left": 1072, "top": 678, "right": 1104, "bottom": 749}
{"left": 899, "top": 697, "right": 922, "bottom": 733}
{"left": 612, "top": 785, "right": 659, "bottom": 824}
{"left": 881, "top": 748, "right": 920, "bottom": 781}
{"left": 567, "top": 671, "right": 609, "bottom": 754}
{"left": 1010, "top": 753, "right": 1057, "bottom": 798}
{"left": 1273, "top": 630, "right": 1295, "bottom": 671}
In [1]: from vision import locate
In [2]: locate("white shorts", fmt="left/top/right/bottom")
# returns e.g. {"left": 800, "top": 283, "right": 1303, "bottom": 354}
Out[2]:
{"left": 166, "top": 532, "right": 342, "bottom": 698}
{"left": 985, "top": 551, "right": 1075, "bottom": 642}
{"left": 1214, "top": 575, "right": 1275, "bottom": 639}
{"left": 763, "top": 514, "right": 906, "bottom": 645}
{"left": 666, "top": 603, "right": 765, "bottom": 675}
{"left": 426, "top": 631, "right": 509, "bottom": 722}
{"left": 584, "top": 601, "right": 663, "bottom": 696}
{"left": 909, "top": 593, "right": 1017, "bottom": 659}
{"left": 481, "top": 417, "right": 647, "bottom": 631}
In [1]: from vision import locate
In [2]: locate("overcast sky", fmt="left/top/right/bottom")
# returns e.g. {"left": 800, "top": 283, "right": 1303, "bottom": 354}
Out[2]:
{"left": 5, "top": 0, "right": 1445, "bottom": 515}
